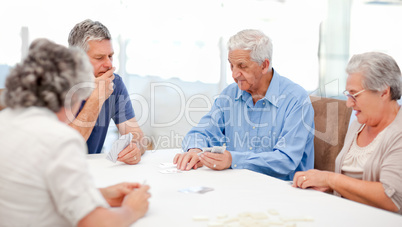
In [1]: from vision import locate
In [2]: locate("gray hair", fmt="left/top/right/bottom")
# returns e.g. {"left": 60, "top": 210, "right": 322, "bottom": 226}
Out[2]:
{"left": 227, "top": 29, "right": 273, "bottom": 70}
{"left": 3, "top": 38, "right": 94, "bottom": 112}
{"left": 68, "top": 19, "right": 111, "bottom": 52}
{"left": 346, "top": 52, "right": 402, "bottom": 100}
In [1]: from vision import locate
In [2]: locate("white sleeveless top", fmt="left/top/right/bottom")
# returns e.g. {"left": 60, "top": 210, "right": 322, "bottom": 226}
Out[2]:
{"left": 341, "top": 124, "right": 386, "bottom": 179}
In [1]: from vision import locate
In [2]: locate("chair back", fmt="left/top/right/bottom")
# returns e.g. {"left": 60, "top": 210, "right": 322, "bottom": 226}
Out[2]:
{"left": 0, "top": 89, "right": 5, "bottom": 111}
{"left": 310, "top": 96, "right": 352, "bottom": 172}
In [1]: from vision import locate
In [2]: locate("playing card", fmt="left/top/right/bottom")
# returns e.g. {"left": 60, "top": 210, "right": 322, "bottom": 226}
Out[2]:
{"left": 202, "top": 147, "right": 212, "bottom": 152}
{"left": 159, "top": 162, "right": 177, "bottom": 168}
{"left": 201, "top": 144, "right": 226, "bottom": 154}
{"left": 178, "top": 186, "right": 214, "bottom": 194}
{"left": 211, "top": 145, "right": 225, "bottom": 154}
{"left": 105, "top": 133, "right": 133, "bottom": 163}
{"left": 159, "top": 169, "right": 181, "bottom": 174}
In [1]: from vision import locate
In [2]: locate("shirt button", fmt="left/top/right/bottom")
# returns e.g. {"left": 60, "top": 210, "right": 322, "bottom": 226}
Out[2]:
{"left": 249, "top": 147, "right": 252, "bottom": 150}
{"left": 252, "top": 126, "right": 255, "bottom": 129}
{"left": 234, "top": 164, "right": 237, "bottom": 168}
{"left": 263, "top": 102, "right": 266, "bottom": 105}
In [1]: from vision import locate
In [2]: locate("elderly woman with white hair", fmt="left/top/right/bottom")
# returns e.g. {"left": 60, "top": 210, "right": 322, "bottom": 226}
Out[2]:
{"left": 293, "top": 52, "right": 402, "bottom": 214}
{"left": 0, "top": 38, "right": 150, "bottom": 226}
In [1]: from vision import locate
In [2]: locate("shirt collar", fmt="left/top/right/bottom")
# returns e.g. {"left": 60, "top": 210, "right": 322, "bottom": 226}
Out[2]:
{"left": 235, "top": 88, "right": 246, "bottom": 101}
{"left": 264, "top": 68, "right": 280, "bottom": 108}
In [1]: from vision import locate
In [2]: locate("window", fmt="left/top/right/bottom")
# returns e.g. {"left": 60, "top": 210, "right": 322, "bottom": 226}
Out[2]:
{"left": 350, "top": 0, "right": 402, "bottom": 67}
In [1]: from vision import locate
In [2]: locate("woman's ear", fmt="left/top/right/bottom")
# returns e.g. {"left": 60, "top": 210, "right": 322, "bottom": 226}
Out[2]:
{"left": 381, "top": 86, "right": 391, "bottom": 99}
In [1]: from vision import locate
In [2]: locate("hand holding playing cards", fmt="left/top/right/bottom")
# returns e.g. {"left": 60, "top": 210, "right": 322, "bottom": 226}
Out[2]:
{"left": 199, "top": 150, "right": 232, "bottom": 170}
{"left": 117, "top": 142, "right": 141, "bottom": 165}
{"left": 106, "top": 133, "right": 141, "bottom": 165}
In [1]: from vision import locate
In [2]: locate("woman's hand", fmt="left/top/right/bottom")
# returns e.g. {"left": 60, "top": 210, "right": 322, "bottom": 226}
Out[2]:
{"left": 122, "top": 185, "right": 151, "bottom": 222}
{"left": 292, "top": 169, "right": 332, "bottom": 192}
{"left": 100, "top": 182, "right": 141, "bottom": 207}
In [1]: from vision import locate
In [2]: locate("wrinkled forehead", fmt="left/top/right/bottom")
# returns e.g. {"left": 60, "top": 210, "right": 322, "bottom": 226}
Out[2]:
{"left": 346, "top": 72, "right": 365, "bottom": 91}
{"left": 228, "top": 49, "right": 252, "bottom": 63}
{"left": 86, "top": 39, "right": 114, "bottom": 55}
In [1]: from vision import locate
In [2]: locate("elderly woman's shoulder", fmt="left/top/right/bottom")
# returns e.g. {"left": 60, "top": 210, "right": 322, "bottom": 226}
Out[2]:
{"left": 386, "top": 108, "right": 402, "bottom": 135}
{"left": 15, "top": 107, "right": 84, "bottom": 144}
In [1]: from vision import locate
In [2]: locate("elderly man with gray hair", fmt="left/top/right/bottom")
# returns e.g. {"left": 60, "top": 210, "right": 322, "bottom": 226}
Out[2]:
{"left": 0, "top": 38, "right": 150, "bottom": 226}
{"left": 68, "top": 19, "right": 145, "bottom": 164}
{"left": 174, "top": 29, "right": 315, "bottom": 180}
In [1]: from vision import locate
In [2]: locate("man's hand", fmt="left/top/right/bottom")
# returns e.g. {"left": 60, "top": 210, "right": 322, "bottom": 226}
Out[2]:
{"left": 99, "top": 182, "right": 141, "bottom": 207}
{"left": 118, "top": 142, "right": 141, "bottom": 165}
{"left": 94, "top": 67, "right": 115, "bottom": 102}
{"left": 173, "top": 149, "right": 203, "bottom": 170}
{"left": 116, "top": 119, "right": 146, "bottom": 156}
{"left": 199, "top": 150, "right": 232, "bottom": 170}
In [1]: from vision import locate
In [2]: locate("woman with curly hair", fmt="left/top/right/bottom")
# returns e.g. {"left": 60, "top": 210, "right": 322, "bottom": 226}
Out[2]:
{"left": 0, "top": 38, "right": 150, "bottom": 226}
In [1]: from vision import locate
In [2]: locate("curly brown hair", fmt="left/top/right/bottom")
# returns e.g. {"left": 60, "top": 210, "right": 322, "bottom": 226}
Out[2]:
{"left": 3, "top": 38, "right": 93, "bottom": 112}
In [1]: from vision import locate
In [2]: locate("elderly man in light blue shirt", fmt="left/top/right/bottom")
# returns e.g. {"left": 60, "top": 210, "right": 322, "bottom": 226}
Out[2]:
{"left": 173, "top": 29, "right": 314, "bottom": 180}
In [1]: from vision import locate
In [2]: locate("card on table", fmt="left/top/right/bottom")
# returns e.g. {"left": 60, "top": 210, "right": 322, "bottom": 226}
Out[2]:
{"left": 159, "top": 169, "right": 182, "bottom": 174}
{"left": 178, "top": 186, "right": 214, "bottom": 194}
{"left": 159, "top": 162, "right": 177, "bottom": 168}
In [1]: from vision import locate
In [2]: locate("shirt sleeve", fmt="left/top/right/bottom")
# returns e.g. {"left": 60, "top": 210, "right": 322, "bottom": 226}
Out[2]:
{"left": 182, "top": 97, "right": 226, "bottom": 151}
{"left": 45, "top": 134, "right": 109, "bottom": 226}
{"left": 380, "top": 138, "right": 402, "bottom": 212}
{"left": 112, "top": 74, "right": 135, "bottom": 124}
{"left": 230, "top": 95, "right": 315, "bottom": 180}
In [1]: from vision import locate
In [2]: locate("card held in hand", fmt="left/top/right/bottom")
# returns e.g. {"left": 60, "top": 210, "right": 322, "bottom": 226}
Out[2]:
{"left": 201, "top": 143, "right": 226, "bottom": 154}
{"left": 105, "top": 133, "right": 133, "bottom": 163}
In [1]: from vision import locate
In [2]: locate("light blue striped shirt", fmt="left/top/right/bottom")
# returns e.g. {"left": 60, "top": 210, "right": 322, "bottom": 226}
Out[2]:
{"left": 182, "top": 69, "right": 315, "bottom": 180}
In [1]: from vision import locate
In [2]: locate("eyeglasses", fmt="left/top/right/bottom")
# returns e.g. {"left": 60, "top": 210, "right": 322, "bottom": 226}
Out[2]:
{"left": 343, "top": 89, "right": 366, "bottom": 102}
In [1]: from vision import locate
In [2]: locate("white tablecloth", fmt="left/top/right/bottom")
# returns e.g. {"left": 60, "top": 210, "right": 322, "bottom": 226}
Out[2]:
{"left": 87, "top": 149, "right": 402, "bottom": 227}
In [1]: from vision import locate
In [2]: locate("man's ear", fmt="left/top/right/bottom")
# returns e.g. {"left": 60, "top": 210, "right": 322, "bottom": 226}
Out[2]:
{"left": 262, "top": 59, "right": 270, "bottom": 74}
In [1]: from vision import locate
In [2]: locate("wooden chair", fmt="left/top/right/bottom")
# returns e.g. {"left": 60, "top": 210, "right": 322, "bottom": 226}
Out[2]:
{"left": 0, "top": 89, "right": 5, "bottom": 111}
{"left": 310, "top": 96, "right": 352, "bottom": 172}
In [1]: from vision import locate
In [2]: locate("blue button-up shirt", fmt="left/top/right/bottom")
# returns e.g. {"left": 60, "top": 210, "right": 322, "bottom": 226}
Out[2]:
{"left": 182, "top": 69, "right": 315, "bottom": 180}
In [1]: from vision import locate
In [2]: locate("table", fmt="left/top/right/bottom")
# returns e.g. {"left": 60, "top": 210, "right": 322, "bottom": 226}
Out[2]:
{"left": 87, "top": 149, "right": 402, "bottom": 227}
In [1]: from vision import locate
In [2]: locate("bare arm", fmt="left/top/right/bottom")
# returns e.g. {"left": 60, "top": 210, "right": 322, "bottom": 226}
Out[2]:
{"left": 78, "top": 185, "right": 150, "bottom": 227}
{"left": 293, "top": 170, "right": 398, "bottom": 212}
{"left": 78, "top": 207, "right": 136, "bottom": 227}
{"left": 116, "top": 117, "right": 146, "bottom": 155}
{"left": 69, "top": 91, "right": 103, "bottom": 140}
{"left": 328, "top": 173, "right": 398, "bottom": 212}
{"left": 69, "top": 68, "right": 115, "bottom": 141}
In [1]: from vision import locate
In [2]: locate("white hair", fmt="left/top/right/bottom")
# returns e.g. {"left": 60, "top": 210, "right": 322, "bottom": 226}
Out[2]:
{"left": 346, "top": 52, "right": 402, "bottom": 100}
{"left": 227, "top": 29, "right": 273, "bottom": 70}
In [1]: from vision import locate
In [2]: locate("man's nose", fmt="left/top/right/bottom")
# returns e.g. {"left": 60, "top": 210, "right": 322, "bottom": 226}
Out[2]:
{"left": 232, "top": 67, "right": 241, "bottom": 79}
{"left": 103, "top": 57, "right": 112, "bottom": 69}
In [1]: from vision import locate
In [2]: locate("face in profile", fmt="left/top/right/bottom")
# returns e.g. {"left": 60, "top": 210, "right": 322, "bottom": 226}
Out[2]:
{"left": 86, "top": 39, "right": 114, "bottom": 77}
{"left": 345, "top": 72, "right": 382, "bottom": 126}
